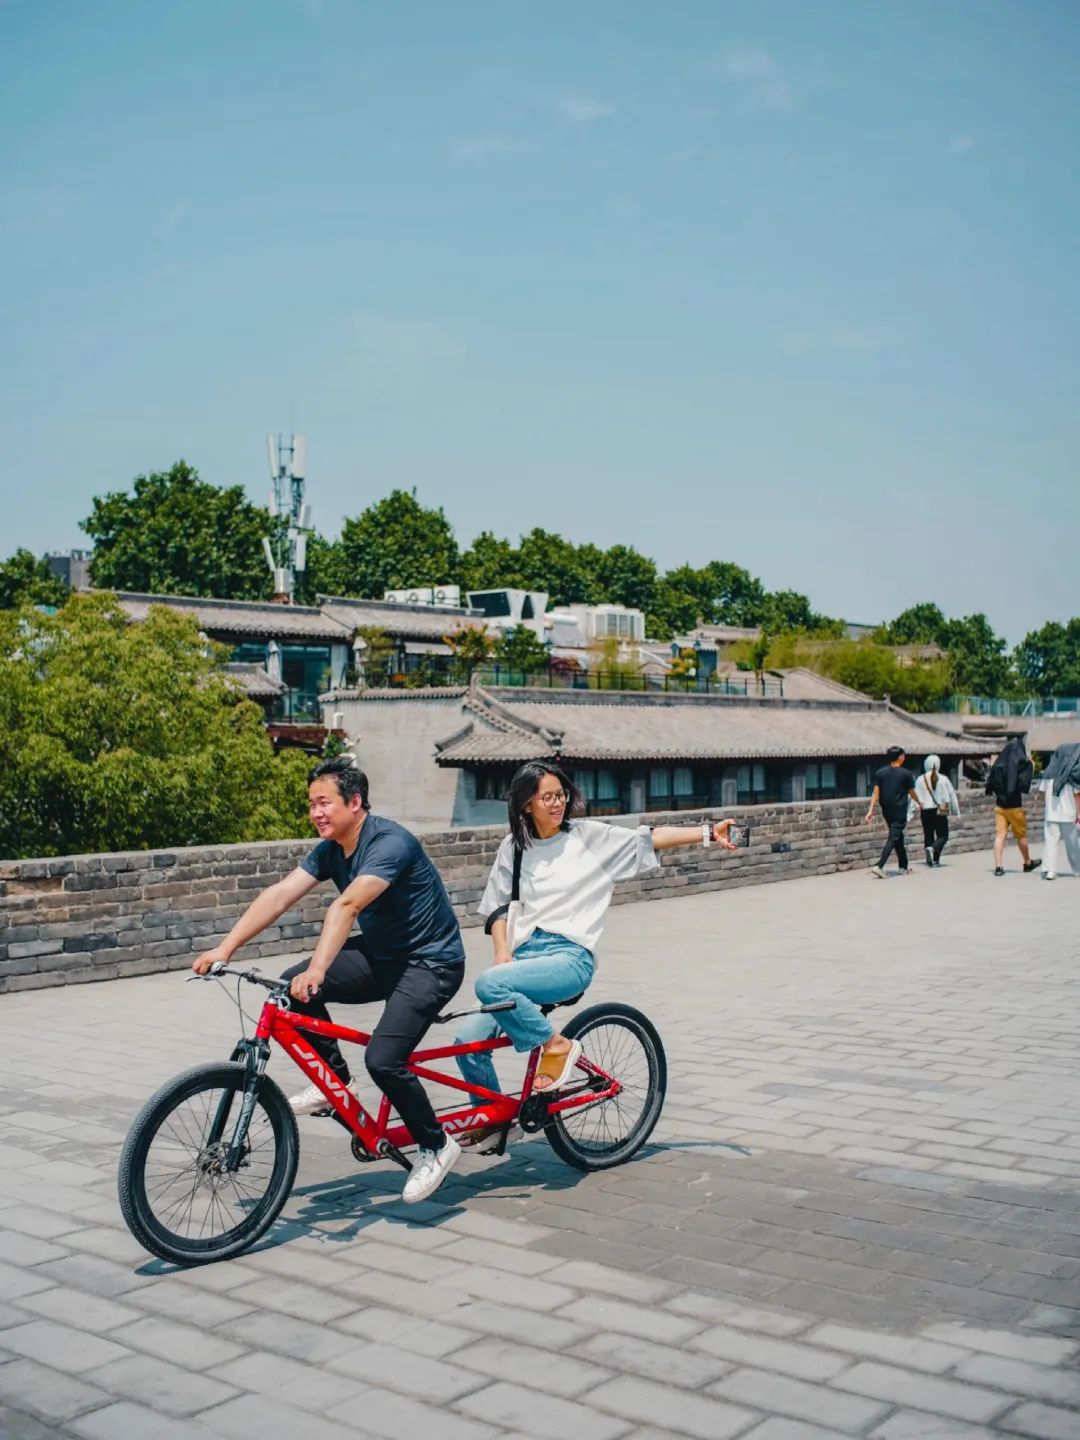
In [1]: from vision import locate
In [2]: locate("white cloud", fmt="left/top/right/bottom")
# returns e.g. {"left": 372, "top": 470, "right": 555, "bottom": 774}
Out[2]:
{"left": 948, "top": 133, "right": 976, "bottom": 156}
{"left": 720, "top": 46, "right": 795, "bottom": 110}
{"left": 555, "top": 96, "right": 615, "bottom": 124}
{"left": 452, "top": 134, "right": 529, "bottom": 161}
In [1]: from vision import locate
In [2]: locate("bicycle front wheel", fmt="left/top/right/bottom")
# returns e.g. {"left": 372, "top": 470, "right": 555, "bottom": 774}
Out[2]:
{"left": 544, "top": 1002, "right": 666, "bottom": 1171}
{"left": 118, "top": 1062, "right": 298, "bottom": 1266}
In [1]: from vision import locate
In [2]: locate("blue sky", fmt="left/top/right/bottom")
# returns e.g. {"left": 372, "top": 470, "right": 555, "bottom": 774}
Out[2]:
{"left": 3, "top": 0, "right": 1078, "bottom": 642}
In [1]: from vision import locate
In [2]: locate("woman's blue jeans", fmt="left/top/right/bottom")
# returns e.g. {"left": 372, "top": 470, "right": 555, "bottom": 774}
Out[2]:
{"left": 455, "top": 929, "right": 595, "bottom": 1100}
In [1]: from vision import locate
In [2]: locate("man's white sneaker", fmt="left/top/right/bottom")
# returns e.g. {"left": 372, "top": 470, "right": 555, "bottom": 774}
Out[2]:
{"left": 288, "top": 1078, "right": 360, "bottom": 1116}
{"left": 870, "top": 865, "right": 885, "bottom": 878}
{"left": 403, "top": 1135, "right": 461, "bottom": 1204}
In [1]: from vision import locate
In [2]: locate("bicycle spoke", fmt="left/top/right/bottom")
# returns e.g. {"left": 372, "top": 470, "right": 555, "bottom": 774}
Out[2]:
{"left": 140, "top": 1081, "right": 281, "bottom": 1247}
{"left": 557, "top": 1017, "right": 656, "bottom": 1152}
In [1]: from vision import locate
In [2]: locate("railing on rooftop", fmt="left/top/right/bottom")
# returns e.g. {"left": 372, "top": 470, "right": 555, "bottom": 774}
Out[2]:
{"left": 361, "top": 664, "right": 784, "bottom": 697}
{"left": 939, "top": 695, "right": 1080, "bottom": 718}
{"left": 271, "top": 689, "right": 324, "bottom": 723}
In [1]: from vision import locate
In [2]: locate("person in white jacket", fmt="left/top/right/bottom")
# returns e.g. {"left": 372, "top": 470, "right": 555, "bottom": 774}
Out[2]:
{"left": 455, "top": 760, "right": 736, "bottom": 1124}
{"left": 1039, "top": 743, "right": 1080, "bottom": 880}
{"left": 909, "top": 755, "right": 960, "bottom": 867}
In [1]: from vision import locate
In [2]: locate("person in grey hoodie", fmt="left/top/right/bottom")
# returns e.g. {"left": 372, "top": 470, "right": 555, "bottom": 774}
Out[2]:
{"left": 1039, "top": 743, "right": 1080, "bottom": 880}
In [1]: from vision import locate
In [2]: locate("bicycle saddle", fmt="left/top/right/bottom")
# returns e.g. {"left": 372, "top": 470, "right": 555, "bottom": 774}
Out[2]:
{"left": 539, "top": 993, "right": 584, "bottom": 1015}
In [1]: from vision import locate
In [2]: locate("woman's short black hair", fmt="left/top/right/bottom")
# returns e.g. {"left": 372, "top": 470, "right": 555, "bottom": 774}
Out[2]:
{"left": 506, "top": 760, "right": 585, "bottom": 850}
{"left": 307, "top": 756, "right": 370, "bottom": 809}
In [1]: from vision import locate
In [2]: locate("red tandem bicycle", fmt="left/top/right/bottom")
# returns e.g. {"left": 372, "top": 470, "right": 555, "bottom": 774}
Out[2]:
{"left": 117, "top": 964, "right": 666, "bottom": 1265}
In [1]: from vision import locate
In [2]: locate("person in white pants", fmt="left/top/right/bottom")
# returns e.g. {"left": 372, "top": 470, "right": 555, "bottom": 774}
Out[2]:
{"left": 1039, "top": 742, "right": 1080, "bottom": 880}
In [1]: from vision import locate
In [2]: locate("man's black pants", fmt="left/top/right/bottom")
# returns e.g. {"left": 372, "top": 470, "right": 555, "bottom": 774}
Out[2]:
{"left": 878, "top": 817, "right": 909, "bottom": 871}
{"left": 281, "top": 940, "right": 464, "bottom": 1153}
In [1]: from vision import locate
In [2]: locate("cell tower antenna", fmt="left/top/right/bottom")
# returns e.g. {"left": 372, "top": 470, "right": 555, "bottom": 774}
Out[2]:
{"left": 263, "top": 432, "right": 309, "bottom": 602}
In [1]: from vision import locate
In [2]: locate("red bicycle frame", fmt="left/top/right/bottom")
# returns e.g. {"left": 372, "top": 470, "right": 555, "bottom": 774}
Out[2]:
{"left": 255, "top": 997, "right": 622, "bottom": 1154}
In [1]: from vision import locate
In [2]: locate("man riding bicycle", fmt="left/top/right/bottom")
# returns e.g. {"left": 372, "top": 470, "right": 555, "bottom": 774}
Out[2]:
{"left": 192, "top": 756, "right": 466, "bottom": 1203}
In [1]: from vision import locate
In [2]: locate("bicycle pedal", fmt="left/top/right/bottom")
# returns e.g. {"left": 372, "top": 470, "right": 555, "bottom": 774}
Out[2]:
{"left": 478, "top": 1123, "right": 522, "bottom": 1156}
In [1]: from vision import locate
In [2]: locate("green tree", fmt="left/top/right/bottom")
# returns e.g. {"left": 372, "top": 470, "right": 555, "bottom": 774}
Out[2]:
{"left": 879, "top": 602, "right": 948, "bottom": 646}
{"left": 295, "top": 533, "right": 350, "bottom": 603}
{"left": 0, "top": 549, "right": 69, "bottom": 610}
{"left": 761, "top": 589, "right": 828, "bottom": 632}
{"left": 457, "top": 531, "right": 522, "bottom": 593}
{"left": 0, "top": 593, "right": 311, "bottom": 859}
{"left": 355, "top": 625, "right": 395, "bottom": 686}
{"left": 646, "top": 560, "right": 777, "bottom": 635}
{"left": 941, "top": 613, "right": 1014, "bottom": 696}
{"left": 667, "top": 647, "right": 698, "bottom": 682}
{"left": 587, "top": 635, "right": 645, "bottom": 690}
{"left": 515, "top": 529, "right": 601, "bottom": 605}
{"left": 1014, "top": 619, "right": 1080, "bottom": 697}
{"left": 595, "top": 545, "right": 659, "bottom": 613}
{"left": 647, "top": 578, "right": 700, "bottom": 639}
{"left": 815, "top": 640, "right": 952, "bottom": 710}
{"left": 83, "top": 461, "right": 278, "bottom": 599}
{"left": 443, "top": 624, "right": 494, "bottom": 681}
{"left": 494, "top": 625, "right": 550, "bottom": 676}
{"left": 337, "top": 490, "right": 459, "bottom": 599}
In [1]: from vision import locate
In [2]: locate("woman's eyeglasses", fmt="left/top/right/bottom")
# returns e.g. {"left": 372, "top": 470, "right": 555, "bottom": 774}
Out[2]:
{"left": 536, "top": 790, "right": 568, "bottom": 808}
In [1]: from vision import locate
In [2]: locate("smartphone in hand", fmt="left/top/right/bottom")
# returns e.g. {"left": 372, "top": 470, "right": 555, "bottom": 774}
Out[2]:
{"left": 728, "top": 823, "right": 752, "bottom": 848}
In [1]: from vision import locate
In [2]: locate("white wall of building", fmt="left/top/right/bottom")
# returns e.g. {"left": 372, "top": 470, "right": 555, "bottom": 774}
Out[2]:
{"left": 321, "top": 692, "right": 470, "bottom": 831}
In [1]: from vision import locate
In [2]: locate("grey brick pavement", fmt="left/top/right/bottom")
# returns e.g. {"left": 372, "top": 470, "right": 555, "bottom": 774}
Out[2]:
{"left": 1, "top": 848, "right": 1079, "bottom": 1438}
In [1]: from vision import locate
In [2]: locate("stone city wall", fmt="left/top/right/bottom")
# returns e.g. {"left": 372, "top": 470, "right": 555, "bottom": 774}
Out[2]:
{"left": 0, "top": 789, "right": 1042, "bottom": 993}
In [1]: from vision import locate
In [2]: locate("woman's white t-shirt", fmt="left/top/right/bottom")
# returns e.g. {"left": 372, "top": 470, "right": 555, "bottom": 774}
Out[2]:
{"left": 479, "top": 820, "right": 660, "bottom": 956}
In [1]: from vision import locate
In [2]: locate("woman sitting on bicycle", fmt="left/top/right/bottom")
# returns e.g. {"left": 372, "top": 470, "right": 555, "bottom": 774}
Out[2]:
{"left": 456, "top": 760, "right": 736, "bottom": 1111}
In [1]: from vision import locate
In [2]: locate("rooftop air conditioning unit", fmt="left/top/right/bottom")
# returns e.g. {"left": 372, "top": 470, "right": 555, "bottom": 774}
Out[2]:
{"left": 405, "top": 587, "right": 434, "bottom": 605}
{"left": 433, "top": 585, "right": 461, "bottom": 607}
{"left": 384, "top": 589, "right": 407, "bottom": 604}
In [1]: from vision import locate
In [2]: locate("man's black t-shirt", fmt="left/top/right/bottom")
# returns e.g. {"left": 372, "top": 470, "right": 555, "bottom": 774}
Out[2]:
{"left": 300, "top": 815, "right": 465, "bottom": 969}
{"left": 874, "top": 764, "right": 917, "bottom": 822}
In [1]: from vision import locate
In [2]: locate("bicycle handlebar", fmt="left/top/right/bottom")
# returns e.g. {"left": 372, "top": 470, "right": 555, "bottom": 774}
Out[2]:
{"left": 190, "top": 967, "right": 517, "bottom": 1018}
{"left": 189, "top": 964, "right": 290, "bottom": 993}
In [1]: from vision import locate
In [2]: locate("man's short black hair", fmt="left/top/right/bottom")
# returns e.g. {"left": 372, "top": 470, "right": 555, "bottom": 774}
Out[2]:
{"left": 886, "top": 746, "right": 906, "bottom": 763}
{"left": 307, "top": 756, "right": 370, "bottom": 809}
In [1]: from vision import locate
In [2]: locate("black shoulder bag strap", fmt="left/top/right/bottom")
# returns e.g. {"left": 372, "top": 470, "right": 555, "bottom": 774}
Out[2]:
{"left": 483, "top": 846, "right": 523, "bottom": 935}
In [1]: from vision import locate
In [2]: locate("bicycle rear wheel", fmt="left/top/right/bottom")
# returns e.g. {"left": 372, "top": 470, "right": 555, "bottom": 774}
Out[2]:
{"left": 544, "top": 1002, "right": 666, "bottom": 1171}
{"left": 117, "top": 1062, "right": 298, "bottom": 1266}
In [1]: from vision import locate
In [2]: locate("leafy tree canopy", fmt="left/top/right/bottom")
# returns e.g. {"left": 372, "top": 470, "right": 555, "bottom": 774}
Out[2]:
{"left": 458, "top": 532, "right": 523, "bottom": 594}
{"left": 0, "top": 593, "right": 311, "bottom": 859}
{"left": 493, "top": 625, "right": 550, "bottom": 674}
{"left": 940, "top": 612, "right": 1013, "bottom": 696}
{"left": 760, "top": 589, "right": 824, "bottom": 633}
{"left": 878, "top": 602, "right": 949, "bottom": 647}
{"left": 1014, "top": 619, "right": 1080, "bottom": 698}
{"left": 83, "top": 461, "right": 278, "bottom": 600}
{"left": 814, "top": 640, "right": 952, "bottom": 711}
{"left": 515, "top": 528, "right": 602, "bottom": 605}
{"left": 594, "top": 544, "right": 658, "bottom": 614}
{"left": 443, "top": 624, "right": 494, "bottom": 678}
{"left": 337, "top": 489, "right": 458, "bottom": 600}
{"left": 0, "top": 549, "right": 69, "bottom": 610}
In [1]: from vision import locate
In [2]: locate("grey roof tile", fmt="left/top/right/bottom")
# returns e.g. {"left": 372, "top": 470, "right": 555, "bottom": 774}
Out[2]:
{"left": 434, "top": 686, "right": 979, "bottom": 765}
{"left": 113, "top": 592, "right": 353, "bottom": 641}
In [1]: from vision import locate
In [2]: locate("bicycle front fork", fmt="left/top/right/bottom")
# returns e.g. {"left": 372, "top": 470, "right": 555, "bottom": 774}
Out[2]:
{"left": 213, "top": 1039, "right": 272, "bottom": 1171}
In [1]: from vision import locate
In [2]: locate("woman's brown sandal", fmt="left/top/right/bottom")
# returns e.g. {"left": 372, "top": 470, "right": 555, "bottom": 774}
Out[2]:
{"left": 533, "top": 1039, "right": 582, "bottom": 1093}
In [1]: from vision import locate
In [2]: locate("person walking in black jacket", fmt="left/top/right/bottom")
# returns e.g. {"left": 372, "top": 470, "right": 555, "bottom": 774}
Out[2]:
{"left": 986, "top": 735, "right": 1038, "bottom": 876}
